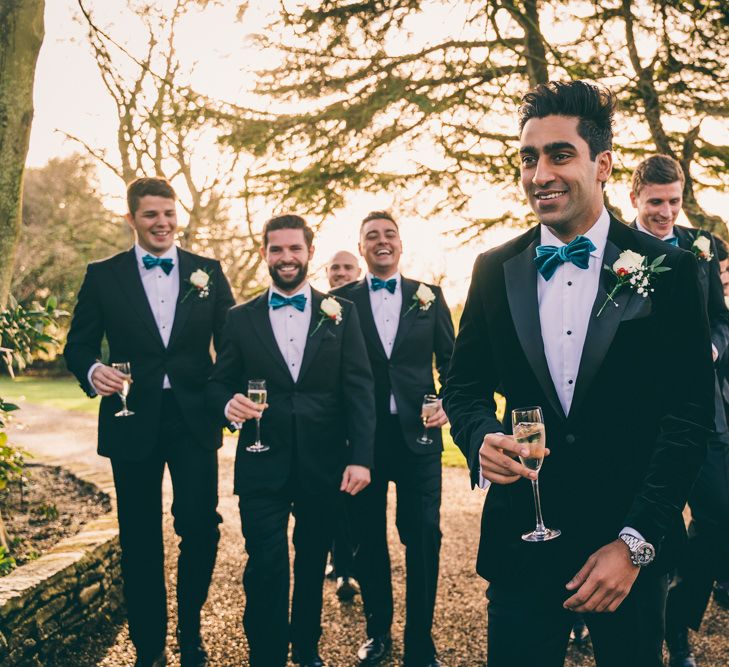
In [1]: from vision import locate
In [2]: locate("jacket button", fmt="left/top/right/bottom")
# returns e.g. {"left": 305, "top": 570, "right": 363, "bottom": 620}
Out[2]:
{"left": 565, "top": 434, "right": 576, "bottom": 445}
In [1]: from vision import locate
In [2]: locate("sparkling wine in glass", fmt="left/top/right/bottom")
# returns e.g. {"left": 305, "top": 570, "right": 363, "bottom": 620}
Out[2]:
{"left": 112, "top": 362, "right": 134, "bottom": 417}
{"left": 417, "top": 394, "right": 440, "bottom": 445}
{"left": 512, "top": 406, "right": 560, "bottom": 542}
{"left": 246, "top": 379, "right": 269, "bottom": 453}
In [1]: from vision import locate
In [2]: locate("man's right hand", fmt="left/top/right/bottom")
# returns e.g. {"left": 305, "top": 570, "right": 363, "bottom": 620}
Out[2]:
{"left": 479, "top": 432, "right": 550, "bottom": 484}
{"left": 90, "top": 364, "right": 128, "bottom": 396}
{"left": 226, "top": 393, "right": 268, "bottom": 422}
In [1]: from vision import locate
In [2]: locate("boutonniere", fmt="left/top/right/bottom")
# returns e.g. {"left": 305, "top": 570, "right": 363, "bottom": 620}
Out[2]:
{"left": 596, "top": 250, "right": 670, "bottom": 317}
{"left": 404, "top": 283, "right": 436, "bottom": 316}
{"left": 311, "top": 297, "right": 343, "bottom": 336}
{"left": 692, "top": 234, "right": 713, "bottom": 262}
{"left": 182, "top": 268, "right": 212, "bottom": 302}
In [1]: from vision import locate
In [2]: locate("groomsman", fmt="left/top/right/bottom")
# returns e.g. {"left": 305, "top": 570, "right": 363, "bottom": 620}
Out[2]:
{"left": 324, "top": 249, "right": 363, "bottom": 602}
{"left": 444, "top": 81, "right": 715, "bottom": 667}
{"left": 333, "top": 212, "right": 455, "bottom": 667}
{"left": 64, "top": 177, "right": 235, "bottom": 667}
{"left": 207, "top": 215, "right": 375, "bottom": 667}
{"left": 629, "top": 154, "right": 729, "bottom": 667}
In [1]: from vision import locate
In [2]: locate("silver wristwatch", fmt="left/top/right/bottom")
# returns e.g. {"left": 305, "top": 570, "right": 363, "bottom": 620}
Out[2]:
{"left": 619, "top": 533, "right": 656, "bottom": 567}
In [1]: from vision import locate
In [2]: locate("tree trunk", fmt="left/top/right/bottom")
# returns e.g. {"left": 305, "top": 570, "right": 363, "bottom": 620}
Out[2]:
{"left": 0, "top": 0, "right": 45, "bottom": 310}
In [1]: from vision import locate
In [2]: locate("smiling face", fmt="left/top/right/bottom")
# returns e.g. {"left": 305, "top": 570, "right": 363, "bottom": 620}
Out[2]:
{"left": 359, "top": 218, "right": 402, "bottom": 278}
{"left": 125, "top": 195, "right": 178, "bottom": 255}
{"left": 327, "top": 250, "right": 361, "bottom": 288}
{"left": 519, "top": 115, "right": 612, "bottom": 241}
{"left": 630, "top": 181, "right": 683, "bottom": 239}
{"left": 262, "top": 227, "right": 314, "bottom": 294}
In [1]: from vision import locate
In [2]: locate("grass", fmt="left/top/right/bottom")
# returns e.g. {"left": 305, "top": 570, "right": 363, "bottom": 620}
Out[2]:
{"left": 0, "top": 376, "right": 470, "bottom": 467}
{"left": 0, "top": 376, "right": 98, "bottom": 415}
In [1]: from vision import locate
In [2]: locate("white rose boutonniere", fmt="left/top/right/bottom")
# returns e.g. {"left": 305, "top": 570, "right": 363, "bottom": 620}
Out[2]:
{"left": 692, "top": 234, "right": 713, "bottom": 262}
{"left": 405, "top": 283, "right": 436, "bottom": 316}
{"left": 596, "top": 250, "right": 670, "bottom": 317}
{"left": 182, "top": 268, "right": 212, "bottom": 302}
{"left": 311, "top": 296, "right": 343, "bottom": 336}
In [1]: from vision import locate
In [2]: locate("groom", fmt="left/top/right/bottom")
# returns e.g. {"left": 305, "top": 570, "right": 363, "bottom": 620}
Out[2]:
{"left": 444, "top": 81, "right": 715, "bottom": 667}
{"left": 64, "top": 177, "right": 234, "bottom": 667}
{"left": 207, "top": 214, "right": 375, "bottom": 667}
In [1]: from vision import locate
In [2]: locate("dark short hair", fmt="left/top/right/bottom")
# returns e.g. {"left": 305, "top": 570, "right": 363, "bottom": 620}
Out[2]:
{"left": 262, "top": 214, "right": 314, "bottom": 248}
{"left": 126, "top": 177, "right": 176, "bottom": 216}
{"left": 631, "top": 154, "right": 685, "bottom": 195}
{"left": 360, "top": 210, "right": 399, "bottom": 233}
{"left": 714, "top": 235, "right": 728, "bottom": 262}
{"left": 518, "top": 80, "right": 616, "bottom": 159}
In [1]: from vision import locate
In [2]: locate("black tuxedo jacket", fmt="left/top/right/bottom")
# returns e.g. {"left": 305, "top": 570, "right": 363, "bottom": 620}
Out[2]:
{"left": 206, "top": 289, "right": 375, "bottom": 495}
{"left": 444, "top": 217, "right": 715, "bottom": 583}
{"left": 64, "top": 247, "right": 235, "bottom": 461}
{"left": 332, "top": 276, "right": 455, "bottom": 454}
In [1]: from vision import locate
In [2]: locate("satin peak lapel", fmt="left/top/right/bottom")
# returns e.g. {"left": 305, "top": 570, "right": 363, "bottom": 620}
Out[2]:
{"left": 167, "top": 250, "right": 194, "bottom": 350}
{"left": 351, "top": 280, "right": 388, "bottom": 360}
{"left": 298, "top": 290, "right": 328, "bottom": 383}
{"left": 570, "top": 238, "right": 640, "bottom": 413}
{"left": 250, "top": 295, "right": 290, "bottom": 378}
{"left": 112, "top": 249, "right": 165, "bottom": 348}
{"left": 503, "top": 238, "right": 565, "bottom": 421}
{"left": 392, "top": 277, "right": 419, "bottom": 355}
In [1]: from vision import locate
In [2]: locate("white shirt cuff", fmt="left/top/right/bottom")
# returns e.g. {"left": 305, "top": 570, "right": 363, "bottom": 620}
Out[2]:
{"left": 619, "top": 526, "right": 646, "bottom": 542}
{"left": 87, "top": 362, "right": 103, "bottom": 396}
{"left": 224, "top": 399, "right": 243, "bottom": 430}
{"left": 712, "top": 343, "right": 719, "bottom": 362}
{"left": 478, "top": 471, "right": 490, "bottom": 490}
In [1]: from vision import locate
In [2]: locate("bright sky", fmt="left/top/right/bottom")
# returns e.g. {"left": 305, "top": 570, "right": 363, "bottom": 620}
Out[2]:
{"left": 27, "top": 0, "right": 728, "bottom": 304}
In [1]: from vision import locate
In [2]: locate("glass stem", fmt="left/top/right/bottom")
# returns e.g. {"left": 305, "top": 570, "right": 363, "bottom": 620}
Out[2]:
{"left": 255, "top": 416, "right": 261, "bottom": 446}
{"left": 121, "top": 396, "right": 128, "bottom": 412}
{"left": 531, "top": 478, "right": 546, "bottom": 533}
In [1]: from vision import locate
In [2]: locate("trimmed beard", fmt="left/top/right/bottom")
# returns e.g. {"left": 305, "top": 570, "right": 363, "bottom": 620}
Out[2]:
{"left": 269, "top": 261, "right": 308, "bottom": 292}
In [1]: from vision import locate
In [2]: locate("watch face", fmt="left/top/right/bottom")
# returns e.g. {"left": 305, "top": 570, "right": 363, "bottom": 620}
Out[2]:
{"left": 637, "top": 544, "right": 655, "bottom": 565}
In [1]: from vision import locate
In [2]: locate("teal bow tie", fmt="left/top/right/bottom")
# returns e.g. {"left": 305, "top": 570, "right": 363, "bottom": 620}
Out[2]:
{"left": 142, "top": 254, "right": 174, "bottom": 275}
{"left": 370, "top": 276, "right": 397, "bottom": 294}
{"left": 534, "top": 235, "right": 597, "bottom": 280}
{"left": 664, "top": 237, "right": 679, "bottom": 247}
{"left": 270, "top": 292, "right": 307, "bottom": 312}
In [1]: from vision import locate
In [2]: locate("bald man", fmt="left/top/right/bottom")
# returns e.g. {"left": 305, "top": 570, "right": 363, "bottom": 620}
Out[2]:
{"left": 327, "top": 250, "right": 361, "bottom": 288}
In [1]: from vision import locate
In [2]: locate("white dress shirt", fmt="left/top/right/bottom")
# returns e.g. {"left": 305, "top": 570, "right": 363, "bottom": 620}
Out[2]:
{"left": 538, "top": 208, "right": 610, "bottom": 416}
{"left": 268, "top": 283, "right": 312, "bottom": 383}
{"left": 368, "top": 272, "right": 402, "bottom": 414}
{"left": 88, "top": 244, "right": 179, "bottom": 392}
{"left": 635, "top": 219, "right": 676, "bottom": 243}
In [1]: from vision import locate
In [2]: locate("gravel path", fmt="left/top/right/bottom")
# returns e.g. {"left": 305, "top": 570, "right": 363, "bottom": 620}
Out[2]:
{"left": 8, "top": 402, "right": 729, "bottom": 666}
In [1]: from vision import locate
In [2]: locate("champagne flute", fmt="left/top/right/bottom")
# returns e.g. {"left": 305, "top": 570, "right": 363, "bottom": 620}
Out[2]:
{"left": 112, "top": 362, "right": 134, "bottom": 417}
{"left": 417, "top": 394, "right": 440, "bottom": 445}
{"left": 512, "top": 406, "right": 560, "bottom": 542}
{"left": 246, "top": 379, "right": 269, "bottom": 453}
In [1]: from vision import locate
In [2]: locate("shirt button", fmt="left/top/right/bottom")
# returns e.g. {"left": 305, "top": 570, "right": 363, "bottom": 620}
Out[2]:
{"left": 566, "top": 330, "right": 572, "bottom": 335}
{"left": 290, "top": 338, "right": 294, "bottom": 342}
{"left": 568, "top": 379, "right": 573, "bottom": 385}
{"left": 567, "top": 281, "right": 573, "bottom": 286}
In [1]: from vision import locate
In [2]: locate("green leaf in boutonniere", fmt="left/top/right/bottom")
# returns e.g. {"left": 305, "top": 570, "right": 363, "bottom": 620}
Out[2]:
{"left": 181, "top": 268, "right": 212, "bottom": 303}
{"left": 404, "top": 283, "right": 436, "bottom": 317}
{"left": 310, "top": 297, "right": 343, "bottom": 337}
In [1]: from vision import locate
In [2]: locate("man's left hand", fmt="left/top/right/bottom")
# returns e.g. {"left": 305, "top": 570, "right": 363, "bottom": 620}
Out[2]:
{"left": 341, "top": 465, "right": 371, "bottom": 496}
{"left": 425, "top": 402, "right": 449, "bottom": 428}
{"left": 563, "top": 539, "right": 640, "bottom": 613}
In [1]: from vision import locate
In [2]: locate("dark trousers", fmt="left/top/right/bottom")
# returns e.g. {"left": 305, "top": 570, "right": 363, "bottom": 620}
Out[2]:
{"left": 110, "top": 390, "right": 220, "bottom": 658}
{"left": 351, "top": 414, "right": 442, "bottom": 665}
{"left": 487, "top": 572, "right": 669, "bottom": 667}
{"left": 666, "top": 437, "right": 729, "bottom": 631}
{"left": 238, "top": 483, "right": 340, "bottom": 667}
{"left": 331, "top": 505, "right": 355, "bottom": 578}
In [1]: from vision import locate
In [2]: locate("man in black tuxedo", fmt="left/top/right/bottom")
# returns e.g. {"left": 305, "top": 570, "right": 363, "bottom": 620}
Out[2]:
{"left": 629, "top": 154, "right": 729, "bottom": 667}
{"left": 332, "top": 212, "right": 455, "bottom": 667}
{"left": 444, "top": 81, "right": 715, "bottom": 667}
{"left": 64, "top": 177, "right": 234, "bottom": 667}
{"left": 207, "top": 215, "right": 375, "bottom": 667}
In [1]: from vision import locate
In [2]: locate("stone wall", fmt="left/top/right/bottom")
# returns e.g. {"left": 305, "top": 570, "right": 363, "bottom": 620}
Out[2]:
{"left": 0, "top": 466, "right": 121, "bottom": 666}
